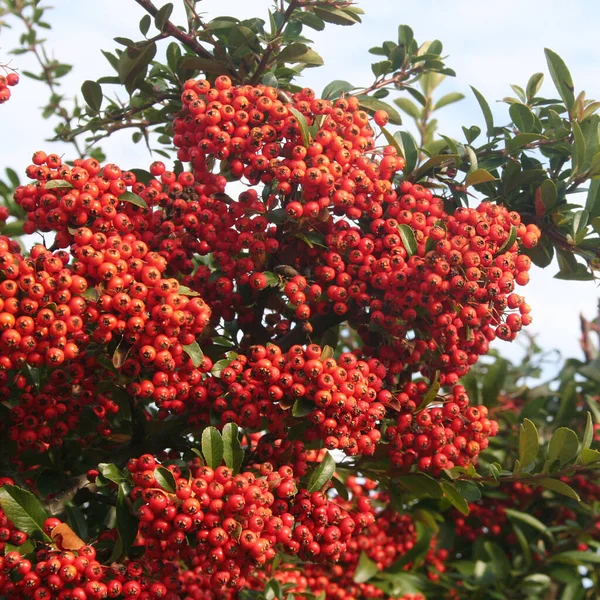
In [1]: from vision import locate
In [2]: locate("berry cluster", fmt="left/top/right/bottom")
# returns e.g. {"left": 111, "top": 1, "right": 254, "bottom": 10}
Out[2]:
{"left": 0, "top": 71, "right": 18, "bottom": 105}
{"left": 173, "top": 77, "right": 403, "bottom": 219}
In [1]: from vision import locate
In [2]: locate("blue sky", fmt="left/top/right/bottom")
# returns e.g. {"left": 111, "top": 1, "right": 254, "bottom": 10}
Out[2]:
{"left": 1, "top": 0, "right": 599, "bottom": 368}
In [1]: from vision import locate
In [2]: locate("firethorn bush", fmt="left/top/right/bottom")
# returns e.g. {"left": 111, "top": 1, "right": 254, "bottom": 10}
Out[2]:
{"left": 1, "top": 1, "right": 600, "bottom": 599}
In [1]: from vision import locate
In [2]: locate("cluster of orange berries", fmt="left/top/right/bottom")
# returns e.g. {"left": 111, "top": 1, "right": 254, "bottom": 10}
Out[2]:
{"left": 0, "top": 71, "right": 18, "bottom": 104}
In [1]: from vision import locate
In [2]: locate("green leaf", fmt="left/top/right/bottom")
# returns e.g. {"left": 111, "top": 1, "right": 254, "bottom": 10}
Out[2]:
{"left": 114, "top": 483, "right": 138, "bottom": 559}
{"left": 582, "top": 412, "right": 594, "bottom": 451}
{"left": 321, "top": 80, "right": 354, "bottom": 100}
{"left": 307, "top": 451, "right": 336, "bottom": 492}
{"left": 178, "top": 285, "right": 200, "bottom": 297}
{"left": 380, "top": 126, "right": 403, "bottom": 157}
{"left": 295, "top": 12, "right": 325, "bottom": 31}
{"left": 398, "top": 131, "right": 419, "bottom": 172}
{"left": 154, "top": 3, "right": 173, "bottom": 32}
{"left": 44, "top": 179, "right": 73, "bottom": 189}
{"left": 504, "top": 508, "right": 553, "bottom": 540}
{"left": 64, "top": 503, "right": 88, "bottom": 540}
{"left": 495, "top": 225, "right": 518, "bottom": 256}
{"left": 544, "top": 48, "right": 575, "bottom": 110}
{"left": 465, "top": 168, "right": 497, "bottom": 187}
{"left": 525, "top": 235, "right": 554, "bottom": 268}
{"left": 484, "top": 541, "right": 511, "bottom": 579}
{"left": 506, "top": 133, "right": 547, "bottom": 152}
{"left": 470, "top": 86, "right": 494, "bottom": 136}
{"left": 98, "top": 463, "right": 126, "bottom": 484}
{"left": 585, "top": 178, "right": 600, "bottom": 219}
{"left": 396, "top": 474, "right": 442, "bottom": 499}
{"left": 548, "top": 427, "right": 579, "bottom": 465}
{"left": 526, "top": 72, "right": 544, "bottom": 102}
{"left": 312, "top": 6, "right": 360, "bottom": 26}
{"left": 518, "top": 419, "right": 539, "bottom": 469}
{"left": 509, "top": 103, "right": 535, "bottom": 133}
{"left": 183, "top": 341, "right": 204, "bottom": 368}
{"left": 539, "top": 179, "right": 558, "bottom": 212}
{"left": 551, "top": 551, "right": 600, "bottom": 565}
{"left": 581, "top": 448, "right": 600, "bottom": 465}
{"left": 416, "top": 372, "right": 441, "bottom": 411}
{"left": 117, "top": 41, "right": 157, "bottom": 89}
{"left": 278, "top": 43, "right": 322, "bottom": 65}
{"left": 353, "top": 551, "right": 379, "bottom": 583}
{"left": 435, "top": 92, "right": 464, "bottom": 110}
{"left": 413, "top": 153, "right": 459, "bottom": 181}
{"left": 440, "top": 482, "right": 469, "bottom": 515}
{"left": 119, "top": 191, "right": 147, "bottom": 209}
{"left": 292, "top": 397, "right": 314, "bottom": 417}
{"left": 537, "top": 478, "right": 580, "bottom": 501}
{"left": 222, "top": 423, "right": 244, "bottom": 474}
{"left": 394, "top": 97, "right": 421, "bottom": 120}
{"left": 154, "top": 467, "right": 176, "bottom": 493}
{"left": 356, "top": 96, "right": 402, "bottom": 125}
{"left": 397, "top": 224, "right": 417, "bottom": 257}
{"left": 287, "top": 106, "right": 311, "bottom": 147}
{"left": 81, "top": 80, "right": 103, "bottom": 113}
{"left": 571, "top": 120, "right": 586, "bottom": 176}
{"left": 202, "top": 427, "right": 224, "bottom": 469}
{"left": 179, "top": 56, "right": 230, "bottom": 74}
{"left": 331, "top": 476, "right": 349, "bottom": 501}
{"left": 139, "top": 14, "right": 151, "bottom": 37}
{"left": 0, "top": 485, "right": 51, "bottom": 541}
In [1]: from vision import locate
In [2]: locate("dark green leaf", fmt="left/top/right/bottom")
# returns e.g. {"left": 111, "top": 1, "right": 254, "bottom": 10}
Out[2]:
{"left": 202, "top": 426, "right": 224, "bottom": 469}
{"left": 307, "top": 451, "right": 336, "bottom": 492}
{"left": 98, "top": 463, "right": 126, "bottom": 484}
{"left": 81, "top": 80, "right": 103, "bottom": 113}
{"left": 292, "top": 397, "right": 314, "bottom": 417}
{"left": 551, "top": 551, "right": 600, "bottom": 565}
{"left": 484, "top": 541, "right": 511, "bottom": 579}
{"left": 222, "top": 422, "right": 244, "bottom": 474}
{"left": 154, "top": 3, "right": 173, "bottom": 32}
{"left": 154, "top": 467, "right": 176, "bottom": 493}
{"left": 0, "top": 485, "right": 51, "bottom": 540}
{"left": 139, "top": 14, "right": 151, "bottom": 36}
{"left": 506, "top": 133, "right": 547, "bottom": 152}
{"left": 440, "top": 482, "right": 469, "bottom": 515}
{"left": 398, "top": 131, "right": 419, "bottom": 172}
{"left": 505, "top": 508, "right": 553, "bottom": 540}
{"left": 114, "top": 483, "right": 138, "bottom": 559}
{"left": 413, "top": 153, "right": 459, "bottom": 181}
{"left": 495, "top": 225, "right": 518, "bottom": 256}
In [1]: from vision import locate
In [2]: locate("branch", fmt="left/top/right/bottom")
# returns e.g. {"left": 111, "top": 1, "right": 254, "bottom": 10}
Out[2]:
{"left": 133, "top": 0, "right": 216, "bottom": 62}
{"left": 249, "top": 0, "right": 299, "bottom": 85}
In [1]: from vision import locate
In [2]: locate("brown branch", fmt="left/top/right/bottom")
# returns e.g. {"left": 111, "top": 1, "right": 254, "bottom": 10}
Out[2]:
{"left": 133, "top": 0, "right": 216, "bottom": 62}
{"left": 249, "top": 0, "right": 300, "bottom": 85}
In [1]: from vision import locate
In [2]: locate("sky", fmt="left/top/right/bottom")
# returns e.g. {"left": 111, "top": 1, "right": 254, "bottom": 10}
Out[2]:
{"left": 1, "top": 0, "right": 600, "bottom": 369}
